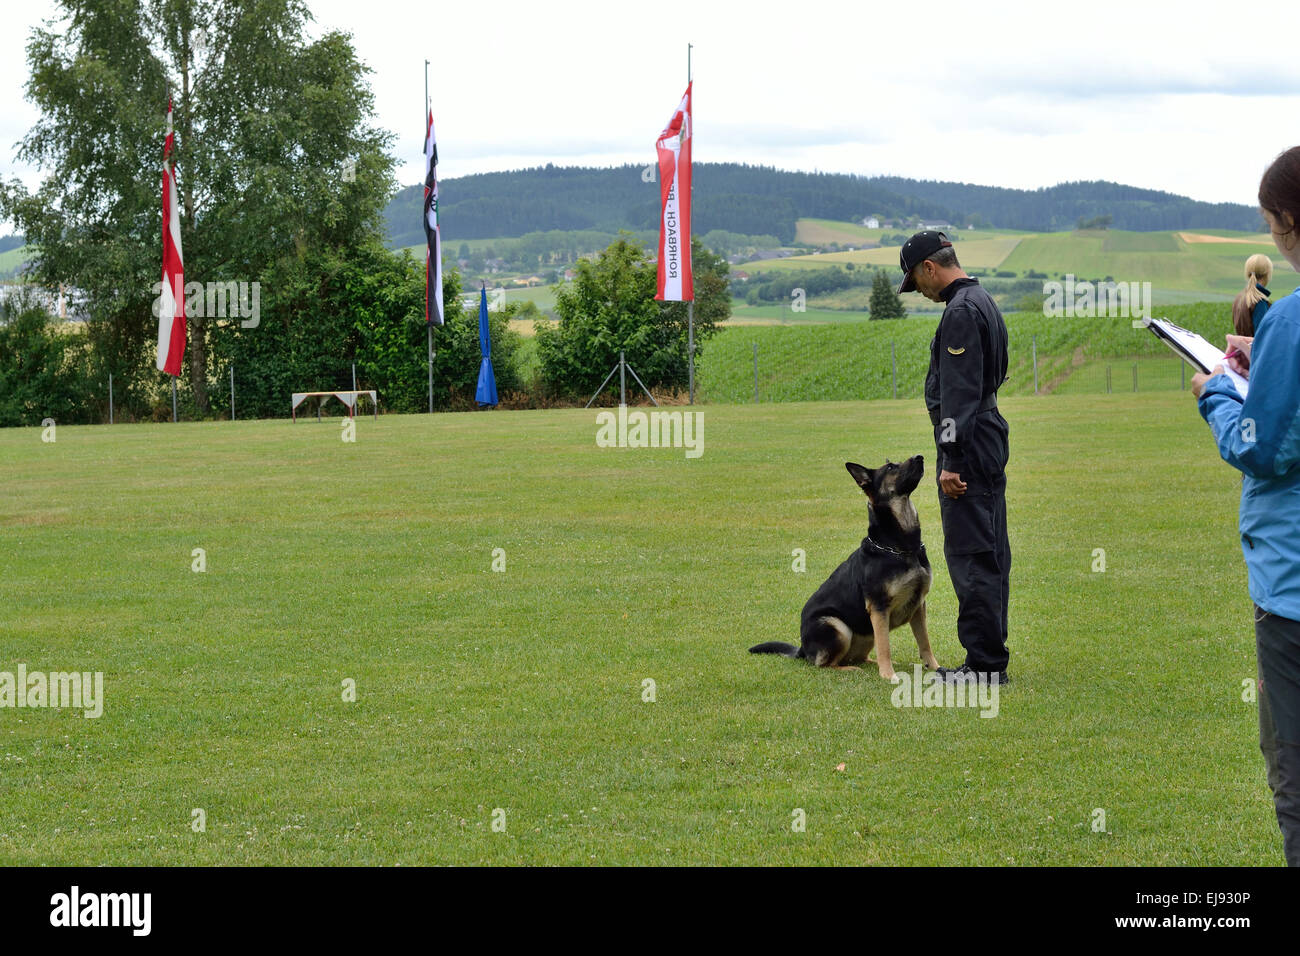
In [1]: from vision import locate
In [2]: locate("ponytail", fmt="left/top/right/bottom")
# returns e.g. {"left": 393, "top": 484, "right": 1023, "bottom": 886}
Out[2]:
{"left": 1242, "top": 254, "right": 1272, "bottom": 310}
{"left": 1233, "top": 254, "right": 1273, "bottom": 335}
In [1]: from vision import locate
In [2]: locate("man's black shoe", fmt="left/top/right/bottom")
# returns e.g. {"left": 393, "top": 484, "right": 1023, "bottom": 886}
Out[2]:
{"left": 936, "top": 664, "right": 1009, "bottom": 685}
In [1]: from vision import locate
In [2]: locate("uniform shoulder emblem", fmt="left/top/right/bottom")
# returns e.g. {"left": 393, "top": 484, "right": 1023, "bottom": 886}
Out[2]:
{"left": 946, "top": 346, "right": 965, "bottom": 355}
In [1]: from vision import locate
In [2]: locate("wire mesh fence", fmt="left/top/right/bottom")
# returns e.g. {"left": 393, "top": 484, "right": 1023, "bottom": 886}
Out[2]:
{"left": 43, "top": 336, "right": 1207, "bottom": 427}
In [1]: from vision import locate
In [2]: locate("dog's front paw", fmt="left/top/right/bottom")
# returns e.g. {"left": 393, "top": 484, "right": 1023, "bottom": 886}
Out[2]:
{"left": 878, "top": 669, "right": 900, "bottom": 683}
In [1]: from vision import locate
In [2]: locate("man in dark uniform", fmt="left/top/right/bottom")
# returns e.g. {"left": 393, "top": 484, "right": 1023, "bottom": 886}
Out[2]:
{"left": 898, "top": 231, "right": 1011, "bottom": 684}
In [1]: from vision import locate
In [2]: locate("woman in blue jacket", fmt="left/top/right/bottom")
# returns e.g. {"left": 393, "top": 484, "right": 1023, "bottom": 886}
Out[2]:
{"left": 1194, "top": 146, "right": 1300, "bottom": 866}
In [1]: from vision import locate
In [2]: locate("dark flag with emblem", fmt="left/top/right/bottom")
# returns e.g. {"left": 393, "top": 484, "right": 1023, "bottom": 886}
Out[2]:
{"left": 423, "top": 109, "right": 444, "bottom": 326}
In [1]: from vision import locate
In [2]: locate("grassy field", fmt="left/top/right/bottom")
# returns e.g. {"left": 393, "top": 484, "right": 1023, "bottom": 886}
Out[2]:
{"left": 0, "top": 245, "right": 30, "bottom": 279}
{"left": 697, "top": 302, "right": 1234, "bottom": 404}
{"left": 724, "top": 304, "right": 872, "bottom": 324}
{"left": 747, "top": 236, "right": 1023, "bottom": 273}
{"left": 795, "top": 218, "right": 887, "bottom": 245}
{"left": 743, "top": 224, "right": 1300, "bottom": 305}
{"left": 0, "top": 394, "right": 1280, "bottom": 865}
{"left": 1000, "top": 230, "right": 1300, "bottom": 297}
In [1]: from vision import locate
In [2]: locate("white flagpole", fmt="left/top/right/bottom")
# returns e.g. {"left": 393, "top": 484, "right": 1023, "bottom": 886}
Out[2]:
{"left": 687, "top": 44, "right": 695, "bottom": 405}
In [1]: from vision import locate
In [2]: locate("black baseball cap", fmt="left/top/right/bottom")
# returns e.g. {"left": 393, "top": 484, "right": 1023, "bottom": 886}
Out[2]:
{"left": 897, "top": 231, "right": 952, "bottom": 294}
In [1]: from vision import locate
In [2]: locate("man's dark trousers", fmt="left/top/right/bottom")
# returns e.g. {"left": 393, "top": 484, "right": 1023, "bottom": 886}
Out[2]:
{"left": 935, "top": 408, "right": 1011, "bottom": 672}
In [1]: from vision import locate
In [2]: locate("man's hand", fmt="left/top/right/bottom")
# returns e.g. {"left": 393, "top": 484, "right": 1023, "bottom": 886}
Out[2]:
{"left": 939, "top": 469, "right": 967, "bottom": 499}
{"left": 1191, "top": 366, "right": 1224, "bottom": 398}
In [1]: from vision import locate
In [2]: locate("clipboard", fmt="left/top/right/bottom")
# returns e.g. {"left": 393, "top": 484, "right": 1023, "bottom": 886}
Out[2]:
{"left": 1141, "top": 317, "right": 1249, "bottom": 398}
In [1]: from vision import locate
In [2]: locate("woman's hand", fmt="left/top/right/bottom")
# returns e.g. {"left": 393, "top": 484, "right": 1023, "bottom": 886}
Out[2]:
{"left": 1225, "top": 334, "right": 1253, "bottom": 376}
{"left": 1191, "top": 368, "right": 1219, "bottom": 398}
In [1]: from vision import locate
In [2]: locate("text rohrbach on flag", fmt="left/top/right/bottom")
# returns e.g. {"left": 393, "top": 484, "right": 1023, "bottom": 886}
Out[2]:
{"left": 655, "top": 82, "right": 693, "bottom": 303}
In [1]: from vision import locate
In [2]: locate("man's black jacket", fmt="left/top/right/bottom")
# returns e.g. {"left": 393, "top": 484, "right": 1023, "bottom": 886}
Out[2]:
{"left": 924, "top": 276, "right": 1008, "bottom": 474}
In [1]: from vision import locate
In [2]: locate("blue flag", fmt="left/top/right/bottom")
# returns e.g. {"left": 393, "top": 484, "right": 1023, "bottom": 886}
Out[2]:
{"left": 476, "top": 286, "right": 498, "bottom": 408}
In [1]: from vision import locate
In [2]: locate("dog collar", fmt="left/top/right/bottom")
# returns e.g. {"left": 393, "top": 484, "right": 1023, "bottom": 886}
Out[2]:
{"left": 865, "top": 538, "right": 925, "bottom": 558}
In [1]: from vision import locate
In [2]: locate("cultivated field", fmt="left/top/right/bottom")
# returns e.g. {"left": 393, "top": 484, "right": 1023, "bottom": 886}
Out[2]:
{"left": 698, "top": 303, "right": 1235, "bottom": 403}
{"left": 744, "top": 225, "right": 1300, "bottom": 305}
{"left": 0, "top": 394, "right": 1279, "bottom": 864}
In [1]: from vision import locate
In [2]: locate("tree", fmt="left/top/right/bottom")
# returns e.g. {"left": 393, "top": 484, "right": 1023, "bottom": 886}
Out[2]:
{"left": 215, "top": 246, "right": 523, "bottom": 417}
{"left": 1, "top": 0, "right": 394, "bottom": 418}
{"left": 536, "top": 235, "right": 729, "bottom": 399}
{"left": 868, "top": 270, "right": 906, "bottom": 320}
{"left": 0, "top": 289, "right": 95, "bottom": 426}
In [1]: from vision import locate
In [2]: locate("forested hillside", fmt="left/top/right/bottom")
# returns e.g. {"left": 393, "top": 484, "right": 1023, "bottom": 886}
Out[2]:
{"left": 383, "top": 164, "right": 1262, "bottom": 247}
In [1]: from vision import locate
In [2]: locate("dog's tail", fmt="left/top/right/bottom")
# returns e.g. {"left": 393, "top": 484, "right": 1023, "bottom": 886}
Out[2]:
{"left": 748, "top": 641, "right": 803, "bottom": 658}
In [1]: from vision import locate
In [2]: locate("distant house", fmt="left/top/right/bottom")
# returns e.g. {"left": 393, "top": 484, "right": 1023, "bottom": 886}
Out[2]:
{"left": 563, "top": 269, "right": 577, "bottom": 281}
{"left": 732, "top": 271, "right": 750, "bottom": 281}
{"left": 862, "top": 217, "right": 880, "bottom": 229}
{"left": 920, "top": 221, "right": 954, "bottom": 232}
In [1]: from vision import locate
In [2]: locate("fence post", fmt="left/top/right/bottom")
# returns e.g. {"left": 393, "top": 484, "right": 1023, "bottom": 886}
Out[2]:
{"left": 1106, "top": 365, "right": 1112, "bottom": 394}
{"left": 1032, "top": 334, "right": 1038, "bottom": 394}
{"left": 753, "top": 342, "right": 758, "bottom": 403}
{"left": 1132, "top": 363, "right": 1138, "bottom": 393}
{"left": 891, "top": 341, "right": 898, "bottom": 399}
{"left": 108, "top": 373, "right": 113, "bottom": 425}
{"left": 619, "top": 350, "right": 627, "bottom": 406}
{"left": 230, "top": 365, "right": 235, "bottom": 421}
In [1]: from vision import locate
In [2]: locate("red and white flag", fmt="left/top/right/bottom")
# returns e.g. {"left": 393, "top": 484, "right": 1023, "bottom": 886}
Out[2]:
{"left": 156, "top": 100, "right": 185, "bottom": 375}
{"left": 654, "top": 82, "right": 693, "bottom": 302}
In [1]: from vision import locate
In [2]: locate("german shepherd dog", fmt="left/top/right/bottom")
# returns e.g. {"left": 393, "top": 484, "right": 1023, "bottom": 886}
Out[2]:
{"left": 750, "top": 457, "right": 939, "bottom": 681}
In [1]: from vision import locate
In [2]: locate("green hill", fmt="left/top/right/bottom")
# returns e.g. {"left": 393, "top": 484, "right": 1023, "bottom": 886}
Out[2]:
{"left": 383, "top": 164, "right": 1262, "bottom": 248}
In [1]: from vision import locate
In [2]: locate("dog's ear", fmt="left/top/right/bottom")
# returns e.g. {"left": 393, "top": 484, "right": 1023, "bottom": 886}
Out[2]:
{"left": 845, "top": 462, "right": 876, "bottom": 500}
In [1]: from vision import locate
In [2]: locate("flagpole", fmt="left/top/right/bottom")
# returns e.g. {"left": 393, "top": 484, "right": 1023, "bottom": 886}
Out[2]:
{"left": 686, "top": 43, "right": 695, "bottom": 405}
{"left": 425, "top": 58, "right": 434, "bottom": 414}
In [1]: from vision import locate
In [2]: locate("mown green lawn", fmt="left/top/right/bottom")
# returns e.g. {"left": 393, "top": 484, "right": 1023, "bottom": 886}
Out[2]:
{"left": 0, "top": 394, "right": 1280, "bottom": 864}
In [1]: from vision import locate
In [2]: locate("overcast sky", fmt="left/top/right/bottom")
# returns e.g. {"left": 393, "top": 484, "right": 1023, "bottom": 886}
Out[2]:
{"left": 4, "top": 0, "right": 1299, "bottom": 231}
